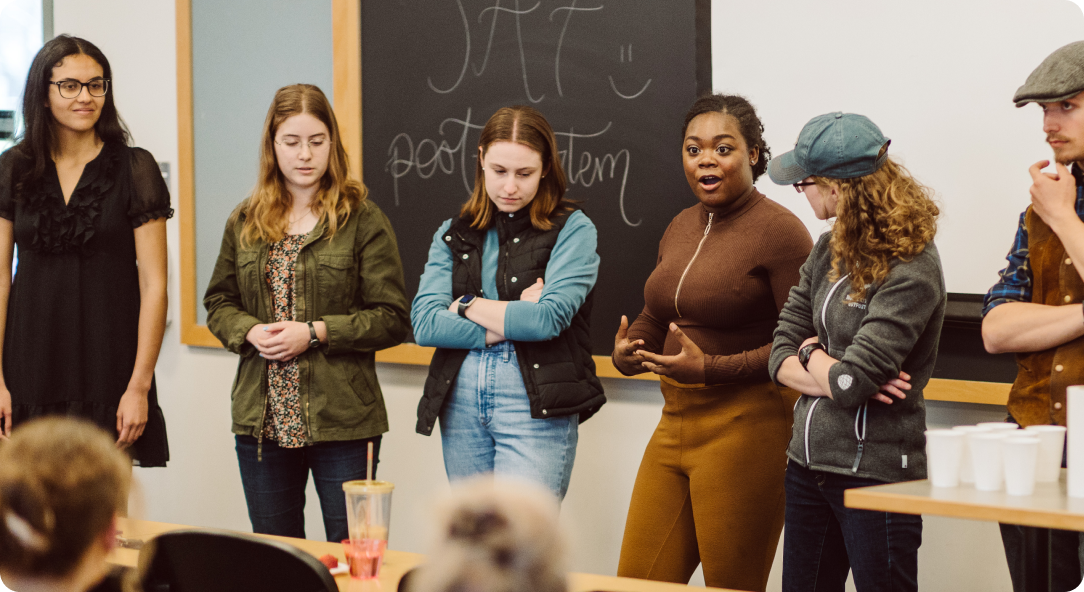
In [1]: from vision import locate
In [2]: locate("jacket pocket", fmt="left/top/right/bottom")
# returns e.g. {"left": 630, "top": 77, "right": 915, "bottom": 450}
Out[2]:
{"left": 231, "top": 350, "right": 265, "bottom": 428}
{"left": 347, "top": 357, "right": 378, "bottom": 406}
{"left": 315, "top": 252, "right": 355, "bottom": 312}
{"left": 236, "top": 250, "right": 261, "bottom": 316}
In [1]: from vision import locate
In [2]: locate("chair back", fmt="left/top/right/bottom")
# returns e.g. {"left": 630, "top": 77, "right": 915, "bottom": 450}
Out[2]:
{"left": 138, "top": 529, "right": 338, "bottom": 592}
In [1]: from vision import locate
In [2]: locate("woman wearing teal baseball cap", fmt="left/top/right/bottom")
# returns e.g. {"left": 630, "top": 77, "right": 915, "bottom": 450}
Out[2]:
{"left": 767, "top": 113, "right": 945, "bottom": 592}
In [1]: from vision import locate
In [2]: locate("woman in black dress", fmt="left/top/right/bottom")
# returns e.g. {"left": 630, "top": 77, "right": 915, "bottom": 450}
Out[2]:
{"left": 0, "top": 35, "right": 171, "bottom": 466}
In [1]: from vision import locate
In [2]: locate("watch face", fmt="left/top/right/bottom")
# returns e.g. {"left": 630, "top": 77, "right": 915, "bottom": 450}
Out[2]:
{"left": 460, "top": 294, "right": 476, "bottom": 305}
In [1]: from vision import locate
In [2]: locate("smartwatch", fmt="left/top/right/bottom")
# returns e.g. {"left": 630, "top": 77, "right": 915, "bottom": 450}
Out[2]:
{"left": 798, "top": 342, "right": 826, "bottom": 371}
{"left": 457, "top": 294, "right": 477, "bottom": 318}
{"left": 307, "top": 321, "right": 320, "bottom": 349}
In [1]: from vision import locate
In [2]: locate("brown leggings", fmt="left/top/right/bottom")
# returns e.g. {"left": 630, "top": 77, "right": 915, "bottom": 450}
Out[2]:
{"left": 617, "top": 377, "right": 797, "bottom": 592}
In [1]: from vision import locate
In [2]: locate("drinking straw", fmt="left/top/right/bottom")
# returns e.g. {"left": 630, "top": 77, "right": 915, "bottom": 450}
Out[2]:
{"left": 367, "top": 441, "right": 374, "bottom": 482}
{"left": 364, "top": 441, "right": 374, "bottom": 540}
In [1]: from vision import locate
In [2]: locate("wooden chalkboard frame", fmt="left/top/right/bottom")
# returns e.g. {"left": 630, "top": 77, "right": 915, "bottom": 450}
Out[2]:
{"left": 174, "top": 0, "right": 1010, "bottom": 406}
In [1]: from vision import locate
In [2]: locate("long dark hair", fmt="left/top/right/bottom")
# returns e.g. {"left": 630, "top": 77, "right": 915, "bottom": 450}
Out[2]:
{"left": 10, "top": 35, "right": 130, "bottom": 200}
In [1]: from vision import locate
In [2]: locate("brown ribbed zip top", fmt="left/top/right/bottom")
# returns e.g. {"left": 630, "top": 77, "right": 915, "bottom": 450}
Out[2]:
{"left": 628, "top": 189, "right": 813, "bottom": 384}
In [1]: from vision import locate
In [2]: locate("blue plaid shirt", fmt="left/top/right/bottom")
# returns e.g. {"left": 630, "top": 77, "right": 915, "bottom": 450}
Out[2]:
{"left": 983, "top": 165, "right": 1084, "bottom": 316}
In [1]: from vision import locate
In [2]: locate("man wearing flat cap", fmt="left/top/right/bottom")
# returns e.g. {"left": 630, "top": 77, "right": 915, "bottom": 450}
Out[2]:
{"left": 982, "top": 40, "right": 1084, "bottom": 592}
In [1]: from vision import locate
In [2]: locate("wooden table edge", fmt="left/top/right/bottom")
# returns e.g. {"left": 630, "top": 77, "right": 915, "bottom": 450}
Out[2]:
{"left": 110, "top": 519, "right": 742, "bottom": 592}
{"left": 845, "top": 481, "right": 1084, "bottom": 531}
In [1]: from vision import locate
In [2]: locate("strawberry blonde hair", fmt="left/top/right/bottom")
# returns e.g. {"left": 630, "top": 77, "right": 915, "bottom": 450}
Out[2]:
{"left": 460, "top": 106, "right": 569, "bottom": 231}
{"left": 815, "top": 153, "right": 940, "bottom": 301}
{"left": 240, "top": 84, "right": 365, "bottom": 245}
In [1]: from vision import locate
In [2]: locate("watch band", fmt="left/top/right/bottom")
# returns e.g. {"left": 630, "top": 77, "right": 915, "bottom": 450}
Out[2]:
{"left": 798, "top": 343, "right": 826, "bottom": 371}
{"left": 457, "top": 294, "right": 477, "bottom": 318}
{"left": 307, "top": 321, "right": 320, "bottom": 349}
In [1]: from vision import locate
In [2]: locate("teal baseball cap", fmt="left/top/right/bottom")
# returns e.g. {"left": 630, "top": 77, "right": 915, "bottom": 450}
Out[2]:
{"left": 768, "top": 112, "right": 891, "bottom": 185}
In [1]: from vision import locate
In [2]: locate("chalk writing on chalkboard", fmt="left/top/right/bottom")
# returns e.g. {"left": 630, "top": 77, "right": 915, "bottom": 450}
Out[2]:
{"left": 387, "top": 111, "right": 634, "bottom": 224}
{"left": 362, "top": 1, "right": 708, "bottom": 355}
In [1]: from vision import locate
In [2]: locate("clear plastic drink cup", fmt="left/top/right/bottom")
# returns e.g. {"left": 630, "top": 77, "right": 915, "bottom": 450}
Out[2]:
{"left": 342, "top": 480, "right": 394, "bottom": 579}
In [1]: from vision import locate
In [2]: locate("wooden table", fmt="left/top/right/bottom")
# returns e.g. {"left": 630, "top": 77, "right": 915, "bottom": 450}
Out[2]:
{"left": 845, "top": 472, "right": 1084, "bottom": 592}
{"left": 110, "top": 518, "right": 735, "bottom": 592}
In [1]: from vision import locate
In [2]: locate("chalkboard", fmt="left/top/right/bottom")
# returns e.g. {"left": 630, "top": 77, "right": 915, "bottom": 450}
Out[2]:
{"left": 361, "top": 1, "right": 711, "bottom": 355}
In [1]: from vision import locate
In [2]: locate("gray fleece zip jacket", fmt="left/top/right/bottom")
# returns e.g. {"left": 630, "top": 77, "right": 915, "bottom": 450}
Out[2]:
{"left": 769, "top": 232, "right": 946, "bottom": 483}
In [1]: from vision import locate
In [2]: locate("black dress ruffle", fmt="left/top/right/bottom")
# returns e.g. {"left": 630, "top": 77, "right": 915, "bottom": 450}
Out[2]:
{"left": 20, "top": 143, "right": 116, "bottom": 253}
{"left": 0, "top": 142, "right": 172, "bottom": 466}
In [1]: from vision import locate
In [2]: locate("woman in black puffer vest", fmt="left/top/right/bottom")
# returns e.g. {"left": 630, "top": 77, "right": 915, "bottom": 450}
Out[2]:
{"left": 411, "top": 106, "right": 603, "bottom": 501}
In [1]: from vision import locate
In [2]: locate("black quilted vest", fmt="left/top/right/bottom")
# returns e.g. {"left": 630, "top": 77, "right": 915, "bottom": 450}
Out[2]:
{"left": 415, "top": 206, "right": 605, "bottom": 435}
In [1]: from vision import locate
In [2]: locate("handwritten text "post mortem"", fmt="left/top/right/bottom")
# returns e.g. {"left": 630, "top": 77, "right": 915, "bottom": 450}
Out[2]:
{"left": 386, "top": 108, "right": 638, "bottom": 227}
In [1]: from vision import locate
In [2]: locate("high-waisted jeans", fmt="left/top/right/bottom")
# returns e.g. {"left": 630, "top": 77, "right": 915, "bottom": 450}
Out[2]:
{"left": 618, "top": 377, "right": 796, "bottom": 591}
{"left": 439, "top": 341, "right": 579, "bottom": 500}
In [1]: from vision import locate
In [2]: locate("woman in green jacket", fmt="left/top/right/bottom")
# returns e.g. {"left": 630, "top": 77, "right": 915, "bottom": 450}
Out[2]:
{"left": 204, "top": 84, "right": 409, "bottom": 542}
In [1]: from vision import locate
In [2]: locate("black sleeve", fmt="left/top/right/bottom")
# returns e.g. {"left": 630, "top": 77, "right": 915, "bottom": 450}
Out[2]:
{"left": 127, "top": 147, "right": 174, "bottom": 227}
{"left": 0, "top": 150, "right": 15, "bottom": 221}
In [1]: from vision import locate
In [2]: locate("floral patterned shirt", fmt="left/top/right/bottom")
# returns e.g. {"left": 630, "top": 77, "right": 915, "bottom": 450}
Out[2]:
{"left": 262, "top": 234, "right": 309, "bottom": 447}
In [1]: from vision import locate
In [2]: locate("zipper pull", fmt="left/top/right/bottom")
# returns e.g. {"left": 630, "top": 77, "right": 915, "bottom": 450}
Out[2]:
{"left": 852, "top": 441, "right": 864, "bottom": 473}
{"left": 704, "top": 213, "right": 713, "bottom": 236}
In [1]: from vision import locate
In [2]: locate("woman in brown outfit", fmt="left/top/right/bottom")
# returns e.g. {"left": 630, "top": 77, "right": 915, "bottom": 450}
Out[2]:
{"left": 612, "top": 94, "right": 812, "bottom": 592}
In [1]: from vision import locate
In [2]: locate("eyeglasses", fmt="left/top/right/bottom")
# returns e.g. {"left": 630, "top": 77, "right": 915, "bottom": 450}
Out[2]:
{"left": 793, "top": 181, "right": 817, "bottom": 193}
{"left": 274, "top": 137, "right": 330, "bottom": 153}
{"left": 50, "top": 78, "right": 109, "bottom": 99}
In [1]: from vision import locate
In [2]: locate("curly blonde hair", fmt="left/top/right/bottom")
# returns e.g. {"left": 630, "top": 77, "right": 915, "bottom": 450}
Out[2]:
{"left": 815, "top": 157, "right": 939, "bottom": 301}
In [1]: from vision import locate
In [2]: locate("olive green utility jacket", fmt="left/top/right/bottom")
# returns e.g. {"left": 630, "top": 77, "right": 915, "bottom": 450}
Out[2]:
{"left": 204, "top": 198, "right": 409, "bottom": 443}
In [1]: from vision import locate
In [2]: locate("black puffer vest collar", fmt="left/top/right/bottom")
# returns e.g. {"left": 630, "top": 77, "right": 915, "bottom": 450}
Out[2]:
{"left": 416, "top": 205, "right": 605, "bottom": 435}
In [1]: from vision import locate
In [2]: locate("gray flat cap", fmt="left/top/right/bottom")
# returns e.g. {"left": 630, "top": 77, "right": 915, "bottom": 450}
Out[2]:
{"left": 1014, "top": 41, "right": 1084, "bottom": 107}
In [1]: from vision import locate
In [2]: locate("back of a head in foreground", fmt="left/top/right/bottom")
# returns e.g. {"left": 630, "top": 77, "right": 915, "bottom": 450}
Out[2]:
{"left": 0, "top": 417, "right": 131, "bottom": 578}
{"left": 410, "top": 477, "right": 568, "bottom": 592}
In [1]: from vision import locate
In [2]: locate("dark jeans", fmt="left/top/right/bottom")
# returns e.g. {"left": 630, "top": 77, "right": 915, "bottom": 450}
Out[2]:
{"left": 235, "top": 435, "right": 382, "bottom": 542}
{"left": 783, "top": 461, "right": 923, "bottom": 592}
{"left": 999, "top": 524, "right": 1084, "bottom": 592}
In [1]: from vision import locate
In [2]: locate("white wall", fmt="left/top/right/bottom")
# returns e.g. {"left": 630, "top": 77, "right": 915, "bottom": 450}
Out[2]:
{"left": 51, "top": 1, "right": 1027, "bottom": 590}
{"left": 721, "top": 0, "right": 1084, "bottom": 296}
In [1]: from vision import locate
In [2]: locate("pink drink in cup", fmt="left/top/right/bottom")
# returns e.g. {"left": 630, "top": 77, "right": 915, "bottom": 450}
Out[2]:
{"left": 342, "top": 538, "right": 388, "bottom": 579}
{"left": 342, "top": 480, "right": 394, "bottom": 580}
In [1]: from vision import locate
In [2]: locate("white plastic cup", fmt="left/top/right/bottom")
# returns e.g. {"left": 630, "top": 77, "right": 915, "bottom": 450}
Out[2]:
{"left": 1024, "top": 425, "right": 1067, "bottom": 483}
{"left": 953, "top": 425, "right": 996, "bottom": 483}
{"left": 970, "top": 432, "right": 1011, "bottom": 491}
{"left": 925, "top": 429, "right": 965, "bottom": 487}
{"left": 1003, "top": 436, "right": 1041, "bottom": 496}
{"left": 977, "top": 422, "right": 1021, "bottom": 432}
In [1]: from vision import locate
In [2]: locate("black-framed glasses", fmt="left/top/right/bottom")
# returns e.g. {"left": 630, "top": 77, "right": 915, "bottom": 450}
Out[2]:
{"left": 50, "top": 78, "right": 110, "bottom": 99}
{"left": 793, "top": 181, "right": 817, "bottom": 193}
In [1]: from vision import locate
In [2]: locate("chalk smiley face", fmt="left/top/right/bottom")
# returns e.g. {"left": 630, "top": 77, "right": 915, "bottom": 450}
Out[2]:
{"left": 609, "top": 43, "right": 652, "bottom": 100}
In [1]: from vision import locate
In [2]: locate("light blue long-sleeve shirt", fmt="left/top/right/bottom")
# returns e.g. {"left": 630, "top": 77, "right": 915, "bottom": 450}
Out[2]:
{"left": 411, "top": 210, "right": 599, "bottom": 350}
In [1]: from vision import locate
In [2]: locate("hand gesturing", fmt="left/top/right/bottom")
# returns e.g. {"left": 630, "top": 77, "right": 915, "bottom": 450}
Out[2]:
{"left": 612, "top": 315, "right": 646, "bottom": 375}
{"left": 638, "top": 323, "right": 706, "bottom": 384}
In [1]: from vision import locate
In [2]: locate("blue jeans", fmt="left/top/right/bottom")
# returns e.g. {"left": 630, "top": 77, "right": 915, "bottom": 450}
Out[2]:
{"left": 439, "top": 341, "right": 578, "bottom": 500}
{"left": 783, "top": 461, "right": 922, "bottom": 592}
{"left": 235, "top": 434, "right": 381, "bottom": 542}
